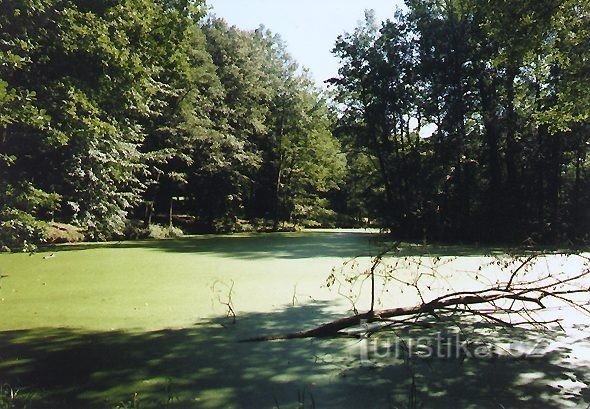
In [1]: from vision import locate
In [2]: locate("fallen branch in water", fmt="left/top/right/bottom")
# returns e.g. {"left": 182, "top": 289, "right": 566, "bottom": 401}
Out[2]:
{"left": 240, "top": 254, "right": 590, "bottom": 342}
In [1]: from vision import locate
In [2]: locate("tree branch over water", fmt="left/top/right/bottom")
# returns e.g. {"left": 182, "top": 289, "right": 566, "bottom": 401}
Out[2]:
{"left": 241, "top": 253, "right": 590, "bottom": 342}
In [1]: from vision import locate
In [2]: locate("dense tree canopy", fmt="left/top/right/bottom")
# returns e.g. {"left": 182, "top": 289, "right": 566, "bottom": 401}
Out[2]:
{"left": 331, "top": 0, "right": 590, "bottom": 243}
{"left": 0, "top": 0, "right": 345, "bottom": 249}
{"left": 1, "top": 0, "right": 588, "bottom": 249}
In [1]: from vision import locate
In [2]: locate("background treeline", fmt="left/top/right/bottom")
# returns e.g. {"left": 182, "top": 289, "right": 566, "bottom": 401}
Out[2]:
{"left": 1, "top": 0, "right": 589, "bottom": 250}
{"left": 332, "top": 0, "right": 590, "bottom": 244}
{"left": 0, "top": 0, "right": 346, "bottom": 249}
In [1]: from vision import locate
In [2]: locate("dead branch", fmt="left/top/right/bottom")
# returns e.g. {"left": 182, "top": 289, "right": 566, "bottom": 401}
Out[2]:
{"left": 240, "top": 256, "right": 590, "bottom": 343}
{"left": 212, "top": 280, "right": 236, "bottom": 324}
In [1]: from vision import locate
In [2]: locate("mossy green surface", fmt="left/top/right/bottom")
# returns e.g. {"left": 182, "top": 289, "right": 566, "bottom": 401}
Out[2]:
{"left": 0, "top": 231, "right": 381, "bottom": 331}
{"left": 0, "top": 231, "right": 588, "bottom": 408}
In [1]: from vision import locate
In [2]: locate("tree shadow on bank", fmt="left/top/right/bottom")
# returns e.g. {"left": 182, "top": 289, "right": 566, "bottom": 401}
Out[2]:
{"left": 0, "top": 301, "right": 588, "bottom": 409}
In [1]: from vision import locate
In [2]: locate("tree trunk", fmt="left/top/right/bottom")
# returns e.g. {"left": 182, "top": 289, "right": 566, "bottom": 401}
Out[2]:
{"left": 504, "top": 67, "right": 520, "bottom": 232}
{"left": 273, "top": 154, "right": 283, "bottom": 230}
{"left": 169, "top": 197, "right": 174, "bottom": 228}
{"left": 478, "top": 72, "right": 502, "bottom": 237}
{"left": 536, "top": 124, "right": 547, "bottom": 231}
{"left": 573, "top": 137, "right": 583, "bottom": 237}
{"left": 505, "top": 67, "right": 519, "bottom": 189}
{"left": 145, "top": 201, "right": 154, "bottom": 227}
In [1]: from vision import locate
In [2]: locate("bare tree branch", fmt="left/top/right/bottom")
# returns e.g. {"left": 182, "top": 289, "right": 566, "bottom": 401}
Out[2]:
{"left": 240, "top": 255, "right": 590, "bottom": 342}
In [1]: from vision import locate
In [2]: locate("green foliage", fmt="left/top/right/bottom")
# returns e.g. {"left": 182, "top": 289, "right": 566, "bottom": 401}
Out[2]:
{"left": 122, "top": 221, "right": 183, "bottom": 240}
{"left": 0, "top": 210, "right": 46, "bottom": 252}
{"left": 270, "top": 75, "right": 346, "bottom": 225}
{"left": 0, "top": 181, "right": 59, "bottom": 250}
{"left": 331, "top": 0, "right": 590, "bottom": 243}
{"left": 198, "top": 19, "right": 346, "bottom": 228}
{"left": 2, "top": 0, "right": 587, "bottom": 243}
{"left": 0, "top": 0, "right": 153, "bottom": 243}
{"left": 0, "top": 0, "right": 347, "bottom": 244}
{"left": 147, "top": 224, "right": 184, "bottom": 239}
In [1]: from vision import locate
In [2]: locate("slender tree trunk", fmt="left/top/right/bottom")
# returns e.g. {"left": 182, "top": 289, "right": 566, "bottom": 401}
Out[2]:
{"left": 573, "top": 142, "right": 582, "bottom": 237}
{"left": 273, "top": 106, "right": 286, "bottom": 230}
{"left": 504, "top": 67, "right": 520, "bottom": 231}
{"left": 169, "top": 197, "right": 174, "bottom": 228}
{"left": 374, "top": 132, "right": 397, "bottom": 229}
{"left": 478, "top": 73, "right": 502, "bottom": 237}
{"left": 146, "top": 173, "right": 161, "bottom": 227}
{"left": 536, "top": 124, "right": 547, "bottom": 230}
{"left": 548, "top": 134, "right": 562, "bottom": 237}
{"left": 505, "top": 67, "right": 518, "bottom": 188}
{"left": 273, "top": 154, "right": 283, "bottom": 230}
{"left": 145, "top": 201, "right": 154, "bottom": 227}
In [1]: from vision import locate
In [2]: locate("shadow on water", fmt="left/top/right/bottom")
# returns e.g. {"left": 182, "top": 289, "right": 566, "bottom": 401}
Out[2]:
{"left": 46, "top": 231, "right": 381, "bottom": 260}
{"left": 44, "top": 230, "right": 531, "bottom": 260}
{"left": 0, "top": 301, "right": 588, "bottom": 408}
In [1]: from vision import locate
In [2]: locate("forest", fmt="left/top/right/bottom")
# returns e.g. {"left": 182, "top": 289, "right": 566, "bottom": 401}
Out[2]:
{"left": 1, "top": 0, "right": 589, "bottom": 250}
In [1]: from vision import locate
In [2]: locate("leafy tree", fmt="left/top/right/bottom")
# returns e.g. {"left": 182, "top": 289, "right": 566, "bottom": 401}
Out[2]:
{"left": 331, "top": 1, "right": 590, "bottom": 243}
{"left": 0, "top": 0, "right": 349, "bottom": 247}
{"left": 0, "top": 0, "right": 63, "bottom": 248}
{"left": 196, "top": 19, "right": 277, "bottom": 229}
{"left": 203, "top": 19, "right": 345, "bottom": 229}
{"left": 269, "top": 74, "right": 346, "bottom": 226}
{"left": 1, "top": 0, "right": 176, "bottom": 242}
{"left": 138, "top": 1, "right": 226, "bottom": 229}
{"left": 331, "top": 10, "right": 426, "bottom": 235}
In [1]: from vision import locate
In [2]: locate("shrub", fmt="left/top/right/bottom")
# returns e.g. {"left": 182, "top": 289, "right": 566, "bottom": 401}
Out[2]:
{"left": 233, "top": 219, "right": 255, "bottom": 233}
{"left": 0, "top": 210, "right": 47, "bottom": 252}
{"left": 45, "top": 222, "right": 85, "bottom": 244}
{"left": 122, "top": 221, "right": 184, "bottom": 240}
{"left": 252, "top": 218, "right": 274, "bottom": 232}
{"left": 0, "top": 181, "right": 60, "bottom": 251}
{"left": 123, "top": 220, "right": 149, "bottom": 240}
{"left": 211, "top": 217, "right": 236, "bottom": 233}
{"left": 147, "top": 224, "right": 183, "bottom": 239}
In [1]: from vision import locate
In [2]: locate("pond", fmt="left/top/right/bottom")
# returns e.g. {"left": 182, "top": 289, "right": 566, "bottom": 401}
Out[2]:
{"left": 0, "top": 230, "right": 588, "bottom": 408}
